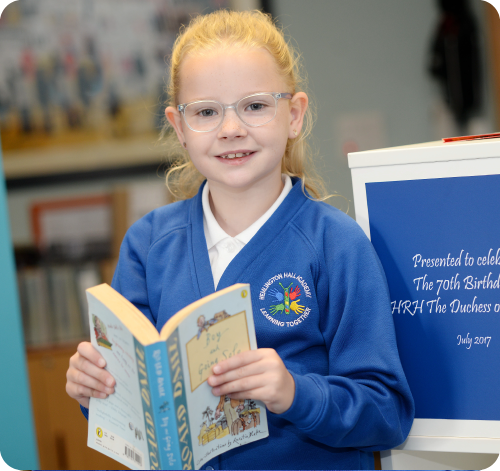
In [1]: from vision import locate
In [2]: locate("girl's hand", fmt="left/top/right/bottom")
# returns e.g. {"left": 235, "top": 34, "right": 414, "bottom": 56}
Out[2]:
{"left": 66, "top": 341, "right": 115, "bottom": 409}
{"left": 207, "top": 348, "right": 295, "bottom": 414}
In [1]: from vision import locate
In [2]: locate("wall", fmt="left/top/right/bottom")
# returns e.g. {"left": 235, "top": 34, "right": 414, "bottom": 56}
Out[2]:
{"left": 272, "top": 0, "right": 496, "bottom": 215}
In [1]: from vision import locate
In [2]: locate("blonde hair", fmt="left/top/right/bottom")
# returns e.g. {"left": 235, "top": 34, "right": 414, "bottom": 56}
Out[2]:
{"left": 161, "top": 9, "right": 327, "bottom": 201}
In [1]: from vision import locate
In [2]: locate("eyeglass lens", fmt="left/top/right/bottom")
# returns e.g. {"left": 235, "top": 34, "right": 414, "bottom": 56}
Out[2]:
{"left": 184, "top": 94, "right": 277, "bottom": 132}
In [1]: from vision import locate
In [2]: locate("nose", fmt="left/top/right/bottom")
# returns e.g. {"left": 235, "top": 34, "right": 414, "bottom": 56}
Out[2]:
{"left": 217, "top": 107, "right": 247, "bottom": 139}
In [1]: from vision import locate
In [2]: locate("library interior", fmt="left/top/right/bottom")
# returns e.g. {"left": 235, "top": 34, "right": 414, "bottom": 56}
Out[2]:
{"left": 1, "top": 0, "right": 500, "bottom": 470}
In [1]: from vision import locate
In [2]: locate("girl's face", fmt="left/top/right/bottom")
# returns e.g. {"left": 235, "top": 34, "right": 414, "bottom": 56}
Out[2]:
{"left": 166, "top": 47, "right": 308, "bottom": 193}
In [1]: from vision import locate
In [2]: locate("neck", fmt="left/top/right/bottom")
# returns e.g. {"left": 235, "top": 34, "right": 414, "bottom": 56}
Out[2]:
{"left": 208, "top": 174, "right": 284, "bottom": 237}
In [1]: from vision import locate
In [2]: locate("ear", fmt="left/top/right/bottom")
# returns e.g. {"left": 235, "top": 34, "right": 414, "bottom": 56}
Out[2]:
{"left": 288, "top": 92, "right": 308, "bottom": 139}
{"left": 165, "top": 106, "right": 186, "bottom": 146}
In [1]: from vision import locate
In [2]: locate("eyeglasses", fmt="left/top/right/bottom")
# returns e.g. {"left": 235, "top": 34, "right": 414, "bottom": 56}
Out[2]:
{"left": 177, "top": 92, "right": 293, "bottom": 133}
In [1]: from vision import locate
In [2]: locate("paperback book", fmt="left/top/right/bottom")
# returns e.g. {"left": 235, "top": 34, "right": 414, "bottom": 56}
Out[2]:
{"left": 86, "top": 283, "right": 268, "bottom": 470}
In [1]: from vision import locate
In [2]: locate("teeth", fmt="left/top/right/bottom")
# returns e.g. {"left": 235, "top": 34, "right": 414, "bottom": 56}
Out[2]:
{"left": 220, "top": 152, "right": 251, "bottom": 159}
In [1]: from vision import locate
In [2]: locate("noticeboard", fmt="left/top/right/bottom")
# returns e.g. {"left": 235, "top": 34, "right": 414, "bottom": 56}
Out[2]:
{"left": 349, "top": 139, "right": 500, "bottom": 452}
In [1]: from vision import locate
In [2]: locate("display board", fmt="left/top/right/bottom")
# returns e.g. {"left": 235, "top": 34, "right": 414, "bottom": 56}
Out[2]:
{"left": 349, "top": 138, "right": 500, "bottom": 453}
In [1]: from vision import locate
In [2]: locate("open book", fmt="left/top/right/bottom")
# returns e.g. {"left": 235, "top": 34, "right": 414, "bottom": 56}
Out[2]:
{"left": 86, "top": 283, "right": 268, "bottom": 470}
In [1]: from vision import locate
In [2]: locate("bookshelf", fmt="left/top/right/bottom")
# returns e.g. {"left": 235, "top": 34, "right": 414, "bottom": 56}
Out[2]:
{"left": 3, "top": 134, "right": 169, "bottom": 190}
{"left": 15, "top": 179, "right": 170, "bottom": 347}
{"left": 10, "top": 166, "right": 171, "bottom": 469}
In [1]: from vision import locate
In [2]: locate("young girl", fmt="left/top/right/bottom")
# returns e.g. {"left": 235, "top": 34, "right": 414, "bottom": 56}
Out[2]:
{"left": 66, "top": 9, "right": 414, "bottom": 470}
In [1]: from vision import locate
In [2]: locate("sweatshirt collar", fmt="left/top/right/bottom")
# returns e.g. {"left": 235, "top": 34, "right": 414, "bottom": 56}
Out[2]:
{"left": 202, "top": 175, "right": 293, "bottom": 251}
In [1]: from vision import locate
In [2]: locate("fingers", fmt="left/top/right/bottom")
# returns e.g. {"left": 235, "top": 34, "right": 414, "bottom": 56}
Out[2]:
{"left": 208, "top": 348, "right": 295, "bottom": 414}
{"left": 209, "top": 350, "right": 264, "bottom": 396}
{"left": 72, "top": 342, "right": 115, "bottom": 387}
{"left": 209, "top": 360, "right": 266, "bottom": 388}
{"left": 77, "top": 341, "right": 106, "bottom": 367}
{"left": 210, "top": 375, "right": 264, "bottom": 397}
{"left": 66, "top": 342, "right": 115, "bottom": 407}
{"left": 66, "top": 380, "right": 109, "bottom": 401}
{"left": 208, "top": 349, "right": 279, "bottom": 395}
{"left": 71, "top": 355, "right": 115, "bottom": 388}
{"left": 66, "top": 368, "right": 115, "bottom": 395}
{"left": 217, "top": 387, "right": 266, "bottom": 401}
{"left": 212, "top": 349, "right": 263, "bottom": 375}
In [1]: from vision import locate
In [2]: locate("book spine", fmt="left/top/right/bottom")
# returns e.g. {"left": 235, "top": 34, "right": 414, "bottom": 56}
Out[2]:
{"left": 144, "top": 342, "right": 182, "bottom": 470}
{"left": 134, "top": 338, "right": 161, "bottom": 470}
{"left": 166, "top": 328, "right": 194, "bottom": 470}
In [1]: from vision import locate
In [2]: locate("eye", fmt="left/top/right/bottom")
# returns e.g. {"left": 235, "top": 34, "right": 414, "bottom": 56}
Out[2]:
{"left": 245, "top": 102, "right": 266, "bottom": 112}
{"left": 185, "top": 102, "right": 221, "bottom": 122}
{"left": 199, "top": 108, "right": 218, "bottom": 117}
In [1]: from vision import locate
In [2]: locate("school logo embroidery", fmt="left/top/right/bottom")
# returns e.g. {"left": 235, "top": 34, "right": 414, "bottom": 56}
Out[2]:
{"left": 269, "top": 283, "right": 303, "bottom": 315}
{"left": 259, "top": 273, "right": 312, "bottom": 328}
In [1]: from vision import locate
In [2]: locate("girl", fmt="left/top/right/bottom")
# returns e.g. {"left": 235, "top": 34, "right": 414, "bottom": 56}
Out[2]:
{"left": 66, "top": 9, "right": 414, "bottom": 470}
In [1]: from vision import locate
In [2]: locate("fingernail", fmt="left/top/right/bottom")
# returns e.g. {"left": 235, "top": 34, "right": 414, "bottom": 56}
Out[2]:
{"left": 98, "top": 358, "right": 106, "bottom": 367}
{"left": 106, "top": 377, "right": 114, "bottom": 386}
{"left": 106, "top": 387, "right": 114, "bottom": 394}
{"left": 212, "top": 387, "right": 220, "bottom": 395}
{"left": 213, "top": 365, "right": 221, "bottom": 374}
{"left": 99, "top": 392, "right": 107, "bottom": 399}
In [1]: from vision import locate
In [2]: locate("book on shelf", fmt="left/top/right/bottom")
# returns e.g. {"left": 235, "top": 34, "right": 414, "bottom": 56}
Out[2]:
{"left": 17, "top": 267, "right": 52, "bottom": 346}
{"left": 48, "top": 265, "right": 84, "bottom": 343}
{"left": 17, "top": 261, "right": 102, "bottom": 347}
{"left": 86, "top": 283, "right": 268, "bottom": 470}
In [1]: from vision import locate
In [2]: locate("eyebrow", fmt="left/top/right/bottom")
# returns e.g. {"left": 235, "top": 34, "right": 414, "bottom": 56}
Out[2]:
{"left": 180, "top": 91, "right": 277, "bottom": 104}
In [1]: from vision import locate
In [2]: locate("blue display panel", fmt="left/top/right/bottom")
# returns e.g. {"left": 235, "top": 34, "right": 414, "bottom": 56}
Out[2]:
{"left": 366, "top": 174, "right": 500, "bottom": 421}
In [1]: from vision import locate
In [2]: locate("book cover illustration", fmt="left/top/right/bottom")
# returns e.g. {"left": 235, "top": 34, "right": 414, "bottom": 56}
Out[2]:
{"left": 93, "top": 314, "right": 112, "bottom": 350}
{"left": 170, "top": 287, "right": 268, "bottom": 469}
{"left": 188, "top": 310, "right": 263, "bottom": 447}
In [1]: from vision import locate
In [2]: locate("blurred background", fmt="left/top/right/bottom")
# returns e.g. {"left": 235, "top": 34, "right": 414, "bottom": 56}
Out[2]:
{"left": 1, "top": 0, "right": 499, "bottom": 469}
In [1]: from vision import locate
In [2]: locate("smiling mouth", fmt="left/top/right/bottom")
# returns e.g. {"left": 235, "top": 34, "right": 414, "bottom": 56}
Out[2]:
{"left": 217, "top": 152, "right": 254, "bottom": 159}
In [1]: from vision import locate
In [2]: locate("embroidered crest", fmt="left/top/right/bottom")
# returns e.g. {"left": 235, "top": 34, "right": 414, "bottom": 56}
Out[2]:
{"left": 269, "top": 283, "right": 304, "bottom": 315}
{"left": 259, "top": 273, "right": 312, "bottom": 328}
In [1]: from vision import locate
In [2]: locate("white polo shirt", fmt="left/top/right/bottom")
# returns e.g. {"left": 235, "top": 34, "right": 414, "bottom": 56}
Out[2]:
{"left": 202, "top": 175, "right": 293, "bottom": 289}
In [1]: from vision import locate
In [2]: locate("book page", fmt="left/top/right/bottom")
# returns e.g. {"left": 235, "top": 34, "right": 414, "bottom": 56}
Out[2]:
{"left": 87, "top": 292, "right": 150, "bottom": 470}
{"left": 167, "top": 284, "right": 269, "bottom": 470}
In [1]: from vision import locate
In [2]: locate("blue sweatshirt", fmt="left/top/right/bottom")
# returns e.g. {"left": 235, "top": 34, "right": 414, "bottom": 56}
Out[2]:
{"left": 82, "top": 178, "right": 414, "bottom": 470}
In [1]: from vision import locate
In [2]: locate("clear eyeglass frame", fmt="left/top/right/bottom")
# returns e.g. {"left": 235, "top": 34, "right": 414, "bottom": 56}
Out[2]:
{"left": 177, "top": 92, "right": 293, "bottom": 133}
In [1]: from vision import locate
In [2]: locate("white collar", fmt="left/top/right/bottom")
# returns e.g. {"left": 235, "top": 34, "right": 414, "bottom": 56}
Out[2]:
{"left": 202, "top": 175, "right": 293, "bottom": 250}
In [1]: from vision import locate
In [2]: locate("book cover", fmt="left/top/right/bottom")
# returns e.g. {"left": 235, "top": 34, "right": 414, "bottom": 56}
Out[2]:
{"left": 86, "top": 283, "right": 268, "bottom": 470}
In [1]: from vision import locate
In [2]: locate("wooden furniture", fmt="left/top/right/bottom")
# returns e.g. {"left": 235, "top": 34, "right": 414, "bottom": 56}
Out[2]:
{"left": 4, "top": 135, "right": 169, "bottom": 191}
{"left": 26, "top": 344, "right": 125, "bottom": 470}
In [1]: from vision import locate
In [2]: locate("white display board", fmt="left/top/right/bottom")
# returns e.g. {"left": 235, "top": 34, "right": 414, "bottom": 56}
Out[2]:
{"left": 348, "top": 138, "right": 500, "bottom": 456}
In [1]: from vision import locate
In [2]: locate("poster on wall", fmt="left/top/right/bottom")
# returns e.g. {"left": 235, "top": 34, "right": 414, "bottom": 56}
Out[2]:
{"left": 0, "top": 0, "right": 229, "bottom": 154}
{"left": 349, "top": 139, "right": 500, "bottom": 446}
